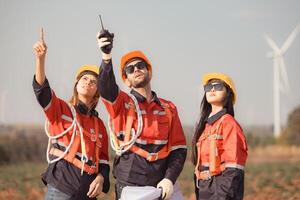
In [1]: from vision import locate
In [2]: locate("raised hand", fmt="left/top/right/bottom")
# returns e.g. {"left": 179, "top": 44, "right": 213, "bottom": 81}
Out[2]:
{"left": 34, "top": 28, "right": 47, "bottom": 85}
{"left": 33, "top": 28, "right": 47, "bottom": 59}
{"left": 97, "top": 30, "right": 114, "bottom": 54}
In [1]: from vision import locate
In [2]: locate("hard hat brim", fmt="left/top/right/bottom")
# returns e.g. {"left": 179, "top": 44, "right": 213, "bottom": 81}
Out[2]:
{"left": 120, "top": 50, "right": 152, "bottom": 81}
{"left": 202, "top": 73, "right": 237, "bottom": 103}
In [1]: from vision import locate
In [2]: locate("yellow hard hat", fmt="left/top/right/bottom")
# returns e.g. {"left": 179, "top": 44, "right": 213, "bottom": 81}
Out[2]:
{"left": 75, "top": 65, "right": 100, "bottom": 80}
{"left": 120, "top": 50, "right": 152, "bottom": 82}
{"left": 202, "top": 72, "right": 237, "bottom": 104}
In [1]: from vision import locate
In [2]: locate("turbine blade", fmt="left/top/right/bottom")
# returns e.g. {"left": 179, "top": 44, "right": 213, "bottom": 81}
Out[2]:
{"left": 279, "top": 57, "right": 291, "bottom": 92}
{"left": 281, "top": 24, "right": 300, "bottom": 54}
{"left": 264, "top": 34, "right": 281, "bottom": 53}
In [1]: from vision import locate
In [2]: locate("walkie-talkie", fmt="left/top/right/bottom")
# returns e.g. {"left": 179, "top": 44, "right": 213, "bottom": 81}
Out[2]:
{"left": 98, "top": 14, "right": 114, "bottom": 54}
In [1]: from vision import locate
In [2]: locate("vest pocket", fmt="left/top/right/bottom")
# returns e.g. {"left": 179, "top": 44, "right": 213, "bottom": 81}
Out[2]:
{"left": 155, "top": 116, "right": 170, "bottom": 139}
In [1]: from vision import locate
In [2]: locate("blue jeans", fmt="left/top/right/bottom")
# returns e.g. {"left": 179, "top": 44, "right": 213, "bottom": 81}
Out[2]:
{"left": 45, "top": 184, "right": 72, "bottom": 200}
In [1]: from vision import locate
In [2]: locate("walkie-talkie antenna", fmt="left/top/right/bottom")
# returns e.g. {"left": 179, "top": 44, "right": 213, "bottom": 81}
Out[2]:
{"left": 99, "top": 14, "right": 105, "bottom": 30}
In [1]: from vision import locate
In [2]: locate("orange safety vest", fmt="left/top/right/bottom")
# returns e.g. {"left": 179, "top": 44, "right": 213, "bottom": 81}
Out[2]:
{"left": 194, "top": 115, "right": 226, "bottom": 180}
{"left": 109, "top": 97, "right": 173, "bottom": 162}
{"left": 194, "top": 114, "right": 247, "bottom": 181}
{"left": 48, "top": 113, "right": 102, "bottom": 174}
{"left": 44, "top": 92, "right": 108, "bottom": 175}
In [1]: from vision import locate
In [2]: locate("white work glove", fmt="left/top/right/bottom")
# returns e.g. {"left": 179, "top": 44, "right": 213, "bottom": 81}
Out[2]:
{"left": 157, "top": 178, "right": 173, "bottom": 200}
{"left": 96, "top": 32, "right": 112, "bottom": 60}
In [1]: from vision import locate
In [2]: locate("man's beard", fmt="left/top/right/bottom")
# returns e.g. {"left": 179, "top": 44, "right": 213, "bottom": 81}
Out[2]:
{"left": 131, "top": 74, "right": 151, "bottom": 88}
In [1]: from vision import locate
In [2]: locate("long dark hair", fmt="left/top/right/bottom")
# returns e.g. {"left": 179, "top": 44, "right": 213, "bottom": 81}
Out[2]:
{"left": 191, "top": 81, "right": 235, "bottom": 165}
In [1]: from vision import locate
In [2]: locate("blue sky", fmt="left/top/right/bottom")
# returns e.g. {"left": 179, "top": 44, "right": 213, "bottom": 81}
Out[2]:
{"left": 0, "top": 0, "right": 300, "bottom": 128}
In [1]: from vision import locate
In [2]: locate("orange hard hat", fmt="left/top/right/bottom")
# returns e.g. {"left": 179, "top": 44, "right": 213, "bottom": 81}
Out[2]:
{"left": 75, "top": 65, "right": 100, "bottom": 80}
{"left": 202, "top": 72, "right": 237, "bottom": 104}
{"left": 120, "top": 50, "right": 152, "bottom": 81}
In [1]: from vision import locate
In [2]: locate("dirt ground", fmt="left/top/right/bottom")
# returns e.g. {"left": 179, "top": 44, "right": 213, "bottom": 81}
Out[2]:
{"left": 1, "top": 145, "right": 300, "bottom": 200}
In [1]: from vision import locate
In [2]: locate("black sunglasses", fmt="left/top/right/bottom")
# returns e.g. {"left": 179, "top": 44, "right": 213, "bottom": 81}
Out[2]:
{"left": 124, "top": 61, "right": 148, "bottom": 75}
{"left": 204, "top": 82, "right": 225, "bottom": 92}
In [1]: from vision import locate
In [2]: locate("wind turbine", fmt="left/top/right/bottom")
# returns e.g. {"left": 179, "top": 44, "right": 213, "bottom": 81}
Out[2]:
{"left": 264, "top": 24, "right": 300, "bottom": 137}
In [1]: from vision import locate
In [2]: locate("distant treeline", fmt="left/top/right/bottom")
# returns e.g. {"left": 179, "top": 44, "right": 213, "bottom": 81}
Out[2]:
{"left": 0, "top": 116, "right": 299, "bottom": 165}
{"left": 0, "top": 125, "right": 47, "bottom": 165}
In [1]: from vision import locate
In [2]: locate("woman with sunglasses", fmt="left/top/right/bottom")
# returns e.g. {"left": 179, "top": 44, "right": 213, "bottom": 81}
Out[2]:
{"left": 192, "top": 73, "right": 248, "bottom": 200}
{"left": 32, "top": 28, "right": 110, "bottom": 200}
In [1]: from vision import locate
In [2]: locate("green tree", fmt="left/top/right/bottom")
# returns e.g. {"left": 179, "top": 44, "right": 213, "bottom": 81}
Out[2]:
{"left": 279, "top": 106, "right": 300, "bottom": 146}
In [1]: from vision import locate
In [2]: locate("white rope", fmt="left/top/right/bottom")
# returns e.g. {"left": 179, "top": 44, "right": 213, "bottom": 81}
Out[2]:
{"left": 78, "top": 122, "right": 87, "bottom": 175}
{"left": 44, "top": 103, "right": 85, "bottom": 171}
{"left": 108, "top": 93, "right": 143, "bottom": 156}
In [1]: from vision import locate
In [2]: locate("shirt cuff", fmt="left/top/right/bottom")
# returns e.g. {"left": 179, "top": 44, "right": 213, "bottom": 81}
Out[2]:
{"left": 99, "top": 163, "right": 110, "bottom": 193}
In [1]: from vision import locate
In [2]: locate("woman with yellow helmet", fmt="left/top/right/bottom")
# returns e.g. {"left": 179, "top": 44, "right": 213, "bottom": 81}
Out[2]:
{"left": 32, "top": 28, "right": 110, "bottom": 200}
{"left": 192, "top": 73, "right": 248, "bottom": 200}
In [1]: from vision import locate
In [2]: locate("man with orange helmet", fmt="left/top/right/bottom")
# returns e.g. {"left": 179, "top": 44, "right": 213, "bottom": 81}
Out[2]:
{"left": 96, "top": 30, "right": 187, "bottom": 200}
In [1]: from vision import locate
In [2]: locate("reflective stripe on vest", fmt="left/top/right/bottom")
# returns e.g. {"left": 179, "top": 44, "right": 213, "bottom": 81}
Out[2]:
{"left": 201, "top": 162, "right": 245, "bottom": 170}
{"left": 61, "top": 114, "right": 73, "bottom": 122}
{"left": 99, "top": 159, "right": 109, "bottom": 165}
{"left": 224, "top": 163, "right": 245, "bottom": 170}
{"left": 153, "top": 110, "right": 166, "bottom": 116}
{"left": 135, "top": 138, "right": 168, "bottom": 145}
{"left": 171, "top": 145, "right": 187, "bottom": 151}
{"left": 208, "top": 134, "right": 223, "bottom": 140}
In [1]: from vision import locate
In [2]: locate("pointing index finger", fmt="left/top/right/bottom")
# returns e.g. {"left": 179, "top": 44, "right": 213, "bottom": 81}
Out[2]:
{"left": 40, "top": 27, "right": 44, "bottom": 42}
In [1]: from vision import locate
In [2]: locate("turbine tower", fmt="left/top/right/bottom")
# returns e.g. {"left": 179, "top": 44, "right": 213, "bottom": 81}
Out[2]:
{"left": 264, "top": 24, "right": 300, "bottom": 137}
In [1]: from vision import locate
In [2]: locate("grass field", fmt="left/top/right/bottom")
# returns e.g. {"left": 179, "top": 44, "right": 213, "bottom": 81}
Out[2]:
{"left": 1, "top": 145, "right": 300, "bottom": 200}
